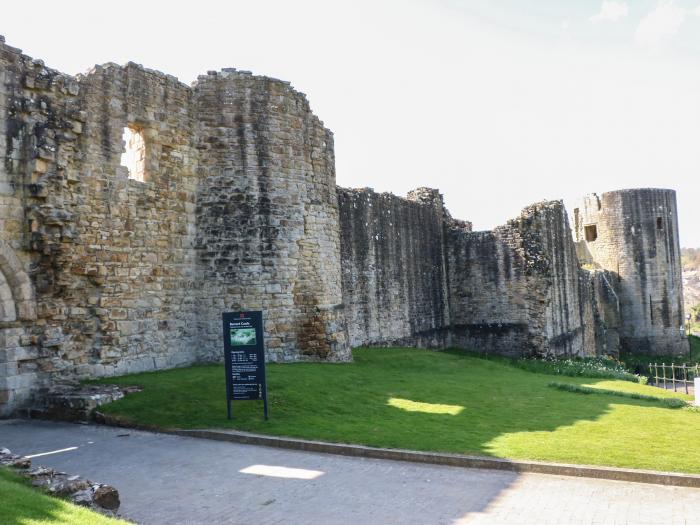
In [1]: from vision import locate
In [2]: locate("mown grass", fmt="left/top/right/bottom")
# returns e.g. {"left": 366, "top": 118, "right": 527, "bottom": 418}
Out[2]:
{"left": 0, "top": 468, "right": 129, "bottom": 525}
{"left": 91, "top": 347, "right": 700, "bottom": 473}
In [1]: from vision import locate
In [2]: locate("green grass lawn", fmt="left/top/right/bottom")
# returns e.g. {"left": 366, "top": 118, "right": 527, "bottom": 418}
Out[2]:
{"left": 0, "top": 468, "right": 129, "bottom": 525}
{"left": 92, "top": 348, "right": 700, "bottom": 474}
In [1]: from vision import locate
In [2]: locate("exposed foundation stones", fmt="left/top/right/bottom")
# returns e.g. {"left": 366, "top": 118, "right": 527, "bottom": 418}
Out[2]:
{"left": 0, "top": 446, "right": 121, "bottom": 514}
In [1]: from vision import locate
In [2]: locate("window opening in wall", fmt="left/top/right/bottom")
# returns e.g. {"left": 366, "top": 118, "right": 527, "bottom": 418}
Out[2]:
{"left": 584, "top": 224, "right": 598, "bottom": 242}
{"left": 656, "top": 217, "right": 663, "bottom": 230}
{"left": 120, "top": 126, "right": 146, "bottom": 182}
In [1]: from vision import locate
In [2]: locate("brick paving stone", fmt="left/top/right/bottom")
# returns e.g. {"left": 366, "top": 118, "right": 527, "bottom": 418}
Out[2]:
{"left": 1, "top": 420, "right": 699, "bottom": 525}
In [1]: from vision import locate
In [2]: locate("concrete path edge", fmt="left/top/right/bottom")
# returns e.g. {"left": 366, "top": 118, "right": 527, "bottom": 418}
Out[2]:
{"left": 93, "top": 413, "right": 700, "bottom": 488}
{"left": 149, "top": 427, "right": 700, "bottom": 488}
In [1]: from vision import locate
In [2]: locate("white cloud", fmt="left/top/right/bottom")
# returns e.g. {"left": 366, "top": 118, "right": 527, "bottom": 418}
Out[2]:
{"left": 635, "top": 2, "right": 686, "bottom": 49}
{"left": 694, "top": 4, "right": 700, "bottom": 16}
{"left": 590, "top": 1, "right": 629, "bottom": 22}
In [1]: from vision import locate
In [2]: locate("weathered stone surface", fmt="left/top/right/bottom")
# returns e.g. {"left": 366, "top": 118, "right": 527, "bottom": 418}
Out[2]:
{"left": 194, "top": 71, "right": 349, "bottom": 363}
{"left": 0, "top": 34, "right": 687, "bottom": 416}
{"left": 0, "top": 37, "right": 350, "bottom": 416}
{"left": 47, "top": 476, "right": 91, "bottom": 496}
{"left": 30, "top": 383, "right": 141, "bottom": 421}
{"left": 70, "top": 488, "right": 95, "bottom": 507}
{"left": 446, "top": 200, "right": 601, "bottom": 358}
{"left": 0, "top": 452, "right": 30, "bottom": 468}
{"left": 574, "top": 189, "right": 689, "bottom": 356}
{"left": 93, "top": 484, "right": 120, "bottom": 510}
{"left": 339, "top": 192, "right": 610, "bottom": 358}
{"left": 338, "top": 187, "right": 452, "bottom": 348}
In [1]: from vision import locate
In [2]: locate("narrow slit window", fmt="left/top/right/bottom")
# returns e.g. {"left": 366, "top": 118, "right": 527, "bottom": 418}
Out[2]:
{"left": 120, "top": 127, "right": 146, "bottom": 182}
{"left": 584, "top": 224, "right": 597, "bottom": 242}
{"left": 656, "top": 217, "right": 663, "bottom": 230}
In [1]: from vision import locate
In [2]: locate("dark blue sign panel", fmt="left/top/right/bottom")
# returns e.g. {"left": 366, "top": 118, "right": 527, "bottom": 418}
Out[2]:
{"left": 222, "top": 311, "right": 268, "bottom": 420}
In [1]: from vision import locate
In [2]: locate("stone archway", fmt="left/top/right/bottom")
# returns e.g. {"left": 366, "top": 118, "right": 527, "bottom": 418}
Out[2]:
{"left": 0, "top": 271, "right": 15, "bottom": 322}
{"left": 0, "top": 241, "right": 36, "bottom": 416}
{"left": 0, "top": 240, "right": 36, "bottom": 322}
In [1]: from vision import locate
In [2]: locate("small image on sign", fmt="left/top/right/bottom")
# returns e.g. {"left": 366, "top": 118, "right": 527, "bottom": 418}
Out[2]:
{"left": 230, "top": 328, "right": 257, "bottom": 346}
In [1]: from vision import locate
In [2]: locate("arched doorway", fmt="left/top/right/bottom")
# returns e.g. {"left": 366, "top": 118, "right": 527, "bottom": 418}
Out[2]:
{"left": 0, "top": 240, "right": 36, "bottom": 416}
{"left": 0, "top": 240, "right": 36, "bottom": 322}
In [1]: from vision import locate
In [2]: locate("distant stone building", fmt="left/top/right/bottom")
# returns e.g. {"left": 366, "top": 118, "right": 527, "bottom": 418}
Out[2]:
{"left": 0, "top": 36, "right": 687, "bottom": 415}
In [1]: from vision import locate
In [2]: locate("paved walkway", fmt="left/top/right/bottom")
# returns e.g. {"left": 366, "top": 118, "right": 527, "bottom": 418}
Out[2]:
{"left": 652, "top": 381, "right": 695, "bottom": 396}
{"left": 1, "top": 420, "right": 699, "bottom": 525}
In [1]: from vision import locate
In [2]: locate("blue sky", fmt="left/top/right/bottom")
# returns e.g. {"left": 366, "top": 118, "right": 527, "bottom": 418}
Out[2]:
{"left": 3, "top": 1, "right": 700, "bottom": 245}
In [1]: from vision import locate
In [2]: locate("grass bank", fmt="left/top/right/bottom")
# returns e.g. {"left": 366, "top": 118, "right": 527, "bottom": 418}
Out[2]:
{"left": 92, "top": 348, "right": 700, "bottom": 473}
{"left": 0, "top": 468, "right": 128, "bottom": 525}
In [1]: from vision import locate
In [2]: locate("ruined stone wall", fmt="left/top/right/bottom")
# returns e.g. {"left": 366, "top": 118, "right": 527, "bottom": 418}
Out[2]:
{"left": 0, "top": 36, "right": 203, "bottom": 416}
{"left": 1, "top": 34, "right": 684, "bottom": 416}
{"left": 193, "top": 70, "right": 349, "bottom": 362}
{"left": 339, "top": 193, "right": 603, "bottom": 358}
{"left": 0, "top": 37, "right": 350, "bottom": 416}
{"left": 338, "top": 187, "right": 453, "bottom": 348}
{"left": 447, "top": 201, "right": 598, "bottom": 358}
{"left": 588, "top": 268, "right": 621, "bottom": 355}
{"left": 0, "top": 37, "right": 74, "bottom": 412}
{"left": 62, "top": 62, "right": 200, "bottom": 376}
{"left": 574, "top": 189, "right": 688, "bottom": 355}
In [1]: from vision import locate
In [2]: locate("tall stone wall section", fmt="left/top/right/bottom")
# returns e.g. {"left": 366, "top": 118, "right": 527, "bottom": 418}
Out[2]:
{"left": 62, "top": 61, "right": 200, "bottom": 375}
{"left": 447, "top": 201, "right": 600, "bottom": 358}
{"left": 0, "top": 37, "right": 38, "bottom": 411}
{"left": 574, "top": 189, "right": 688, "bottom": 355}
{"left": 338, "top": 187, "right": 453, "bottom": 348}
{"left": 339, "top": 192, "right": 607, "bottom": 358}
{"left": 193, "top": 70, "right": 349, "bottom": 363}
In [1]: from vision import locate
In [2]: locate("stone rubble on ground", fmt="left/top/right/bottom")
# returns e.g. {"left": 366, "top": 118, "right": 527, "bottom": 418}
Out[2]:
{"left": 0, "top": 446, "right": 121, "bottom": 514}
{"left": 28, "top": 383, "right": 142, "bottom": 421}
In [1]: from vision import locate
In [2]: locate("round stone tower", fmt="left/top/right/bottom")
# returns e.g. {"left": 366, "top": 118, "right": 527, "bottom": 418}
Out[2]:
{"left": 574, "top": 188, "right": 688, "bottom": 356}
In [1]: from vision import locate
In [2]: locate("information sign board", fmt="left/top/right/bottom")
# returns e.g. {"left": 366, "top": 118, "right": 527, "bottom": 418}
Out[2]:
{"left": 222, "top": 311, "right": 268, "bottom": 420}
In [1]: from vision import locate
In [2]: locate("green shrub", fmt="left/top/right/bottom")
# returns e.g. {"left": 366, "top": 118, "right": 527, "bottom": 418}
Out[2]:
{"left": 515, "top": 356, "right": 644, "bottom": 383}
{"left": 619, "top": 338, "right": 700, "bottom": 382}
{"left": 690, "top": 335, "right": 700, "bottom": 361}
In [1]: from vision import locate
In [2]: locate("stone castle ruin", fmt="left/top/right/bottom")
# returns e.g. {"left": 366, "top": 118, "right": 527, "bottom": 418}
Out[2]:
{"left": 0, "top": 37, "right": 688, "bottom": 415}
